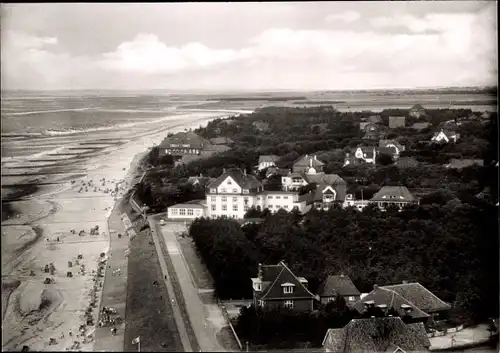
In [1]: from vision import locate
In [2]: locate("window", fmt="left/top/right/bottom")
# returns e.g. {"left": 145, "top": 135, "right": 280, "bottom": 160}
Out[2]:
{"left": 244, "top": 205, "right": 249, "bottom": 211}
{"left": 211, "top": 205, "right": 216, "bottom": 211}
{"left": 283, "top": 285, "right": 294, "bottom": 294}
{"left": 233, "top": 197, "right": 237, "bottom": 202}
{"left": 284, "top": 205, "right": 289, "bottom": 209}
{"left": 276, "top": 196, "right": 281, "bottom": 199}
{"left": 348, "top": 296, "right": 356, "bottom": 301}
{"left": 258, "top": 300, "right": 264, "bottom": 307}
{"left": 244, "top": 197, "right": 249, "bottom": 202}
{"left": 328, "top": 297, "right": 335, "bottom": 302}
{"left": 222, "top": 205, "right": 227, "bottom": 211}
{"left": 179, "top": 209, "right": 186, "bottom": 216}
{"left": 283, "top": 196, "right": 288, "bottom": 199}
{"left": 254, "top": 283, "right": 262, "bottom": 291}
{"left": 268, "top": 205, "right": 273, "bottom": 208}
{"left": 268, "top": 196, "right": 273, "bottom": 199}
{"left": 284, "top": 300, "right": 294, "bottom": 309}
{"left": 243, "top": 189, "right": 249, "bottom": 194}
{"left": 232, "top": 188, "right": 238, "bottom": 193}
{"left": 221, "top": 188, "right": 227, "bottom": 193}
{"left": 227, "top": 180, "right": 232, "bottom": 185}
{"left": 222, "top": 196, "right": 227, "bottom": 202}
{"left": 257, "top": 196, "right": 261, "bottom": 200}
{"left": 233, "top": 205, "right": 238, "bottom": 211}
{"left": 210, "top": 188, "right": 216, "bottom": 193}
{"left": 210, "top": 197, "right": 216, "bottom": 203}
{"left": 187, "top": 209, "right": 194, "bottom": 216}
{"left": 172, "top": 208, "right": 178, "bottom": 215}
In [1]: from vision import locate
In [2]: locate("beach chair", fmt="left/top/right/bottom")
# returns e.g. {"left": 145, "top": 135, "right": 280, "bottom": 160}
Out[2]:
{"left": 67, "top": 272, "right": 73, "bottom": 278}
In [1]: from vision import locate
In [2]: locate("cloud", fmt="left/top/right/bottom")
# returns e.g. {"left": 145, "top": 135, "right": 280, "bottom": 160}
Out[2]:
{"left": 324, "top": 11, "right": 361, "bottom": 24}
{"left": 1, "top": 4, "right": 497, "bottom": 90}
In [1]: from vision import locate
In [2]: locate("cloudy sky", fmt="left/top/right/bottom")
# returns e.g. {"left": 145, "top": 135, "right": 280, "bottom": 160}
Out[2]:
{"left": 1, "top": 2, "right": 497, "bottom": 91}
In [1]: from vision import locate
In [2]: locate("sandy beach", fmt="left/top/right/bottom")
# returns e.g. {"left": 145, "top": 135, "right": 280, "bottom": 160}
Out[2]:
{"left": 1, "top": 109, "right": 248, "bottom": 351}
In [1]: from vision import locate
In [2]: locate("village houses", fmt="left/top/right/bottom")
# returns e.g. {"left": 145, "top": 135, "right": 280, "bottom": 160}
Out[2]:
{"left": 317, "top": 274, "right": 361, "bottom": 305}
{"left": 251, "top": 261, "right": 318, "bottom": 312}
{"left": 257, "top": 155, "right": 280, "bottom": 171}
{"left": 344, "top": 146, "right": 377, "bottom": 166}
{"left": 370, "top": 186, "right": 418, "bottom": 210}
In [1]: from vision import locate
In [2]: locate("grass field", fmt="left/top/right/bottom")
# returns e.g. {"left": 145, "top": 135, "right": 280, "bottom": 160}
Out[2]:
{"left": 123, "top": 228, "right": 184, "bottom": 352}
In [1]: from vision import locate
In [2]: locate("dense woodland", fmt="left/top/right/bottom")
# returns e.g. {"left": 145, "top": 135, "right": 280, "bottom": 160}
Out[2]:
{"left": 135, "top": 106, "right": 498, "bottom": 339}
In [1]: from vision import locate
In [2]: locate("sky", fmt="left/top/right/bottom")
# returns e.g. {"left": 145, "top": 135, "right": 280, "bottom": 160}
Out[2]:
{"left": 1, "top": 2, "right": 497, "bottom": 91}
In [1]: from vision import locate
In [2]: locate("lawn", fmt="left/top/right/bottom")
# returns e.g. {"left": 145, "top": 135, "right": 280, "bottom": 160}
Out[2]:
{"left": 123, "top": 228, "right": 183, "bottom": 352}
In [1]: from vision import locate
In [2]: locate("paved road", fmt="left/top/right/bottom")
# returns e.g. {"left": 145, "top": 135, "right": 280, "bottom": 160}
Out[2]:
{"left": 148, "top": 216, "right": 194, "bottom": 352}
{"left": 153, "top": 217, "right": 227, "bottom": 352}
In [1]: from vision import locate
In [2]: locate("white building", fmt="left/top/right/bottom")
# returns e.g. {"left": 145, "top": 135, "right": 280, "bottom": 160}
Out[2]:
{"left": 257, "top": 155, "right": 280, "bottom": 171}
{"left": 167, "top": 201, "right": 206, "bottom": 219}
{"left": 343, "top": 194, "right": 369, "bottom": 210}
{"left": 281, "top": 172, "right": 308, "bottom": 191}
{"left": 344, "top": 147, "right": 377, "bottom": 166}
{"left": 431, "top": 129, "right": 460, "bottom": 143}
{"left": 206, "top": 168, "right": 306, "bottom": 219}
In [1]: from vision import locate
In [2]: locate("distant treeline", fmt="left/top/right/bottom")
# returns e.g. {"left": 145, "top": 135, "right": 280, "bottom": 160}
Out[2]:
{"left": 208, "top": 96, "right": 307, "bottom": 102}
{"left": 292, "top": 100, "right": 345, "bottom": 105}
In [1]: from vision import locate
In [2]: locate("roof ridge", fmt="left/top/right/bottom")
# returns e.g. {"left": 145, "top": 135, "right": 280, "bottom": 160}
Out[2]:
{"left": 260, "top": 266, "right": 285, "bottom": 300}
{"left": 382, "top": 283, "right": 451, "bottom": 308}
{"left": 381, "top": 288, "right": 430, "bottom": 317}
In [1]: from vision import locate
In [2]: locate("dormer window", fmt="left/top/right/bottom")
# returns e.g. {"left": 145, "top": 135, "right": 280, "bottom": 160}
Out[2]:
{"left": 255, "top": 283, "right": 262, "bottom": 291}
{"left": 221, "top": 188, "right": 227, "bottom": 193}
{"left": 227, "top": 180, "right": 232, "bottom": 185}
{"left": 281, "top": 283, "right": 295, "bottom": 294}
{"left": 243, "top": 189, "right": 249, "bottom": 194}
{"left": 210, "top": 188, "right": 216, "bottom": 193}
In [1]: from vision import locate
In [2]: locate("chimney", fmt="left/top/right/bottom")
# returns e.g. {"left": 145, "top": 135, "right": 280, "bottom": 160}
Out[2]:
{"left": 314, "top": 155, "right": 317, "bottom": 160}
{"left": 373, "top": 284, "right": 378, "bottom": 290}
{"left": 258, "top": 263, "right": 263, "bottom": 280}
{"left": 243, "top": 169, "right": 247, "bottom": 176}
{"left": 223, "top": 168, "right": 226, "bottom": 174}
{"left": 309, "top": 158, "right": 312, "bottom": 167}
{"left": 402, "top": 280, "right": 408, "bottom": 284}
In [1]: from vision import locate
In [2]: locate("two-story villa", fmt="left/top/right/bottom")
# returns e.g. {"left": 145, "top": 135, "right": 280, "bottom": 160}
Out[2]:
{"left": 370, "top": 186, "right": 418, "bottom": 209}
{"left": 205, "top": 168, "right": 306, "bottom": 218}
{"left": 344, "top": 146, "right": 377, "bottom": 166}
{"left": 251, "top": 261, "right": 318, "bottom": 312}
{"left": 158, "top": 131, "right": 210, "bottom": 157}
{"left": 257, "top": 155, "right": 280, "bottom": 171}
{"left": 292, "top": 155, "right": 325, "bottom": 174}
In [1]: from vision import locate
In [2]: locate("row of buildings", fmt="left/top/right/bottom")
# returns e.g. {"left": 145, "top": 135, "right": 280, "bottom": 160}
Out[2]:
{"left": 167, "top": 154, "right": 419, "bottom": 219}
{"left": 251, "top": 260, "right": 451, "bottom": 352}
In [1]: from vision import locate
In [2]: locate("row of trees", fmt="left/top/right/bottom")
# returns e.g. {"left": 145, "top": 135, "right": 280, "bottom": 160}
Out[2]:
{"left": 189, "top": 199, "right": 498, "bottom": 325}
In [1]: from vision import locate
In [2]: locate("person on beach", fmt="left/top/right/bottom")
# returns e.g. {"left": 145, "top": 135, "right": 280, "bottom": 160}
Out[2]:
{"left": 69, "top": 329, "right": 73, "bottom": 337}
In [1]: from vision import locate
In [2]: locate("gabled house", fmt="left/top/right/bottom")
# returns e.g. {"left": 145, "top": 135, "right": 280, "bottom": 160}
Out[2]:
{"left": 159, "top": 131, "right": 211, "bottom": 157}
{"left": 305, "top": 174, "right": 347, "bottom": 210}
{"left": 344, "top": 146, "right": 377, "bottom": 166}
{"left": 410, "top": 122, "right": 431, "bottom": 131}
{"left": 445, "top": 159, "right": 484, "bottom": 169}
{"left": 379, "top": 140, "right": 406, "bottom": 159}
{"left": 353, "top": 285, "right": 430, "bottom": 323}
{"left": 322, "top": 316, "right": 431, "bottom": 353}
{"left": 318, "top": 274, "right": 361, "bottom": 305}
{"left": 370, "top": 186, "right": 418, "bottom": 209}
{"left": 431, "top": 129, "right": 460, "bottom": 143}
{"left": 281, "top": 172, "right": 309, "bottom": 191}
{"left": 367, "top": 115, "right": 383, "bottom": 124}
{"left": 409, "top": 104, "right": 426, "bottom": 118}
{"left": 258, "top": 155, "right": 280, "bottom": 171}
{"left": 292, "top": 154, "right": 325, "bottom": 174}
{"left": 187, "top": 175, "right": 216, "bottom": 189}
{"left": 209, "top": 136, "right": 234, "bottom": 145}
{"left": 395, "top": 157, "right": 419, "bottom": 169}
{"left": 381, "top": 282, "right": 451, "bottom": 322}
{"left": 389, "top": 116, "right": 406, "bottom": 129}
{"left": 361, "top": 122, "right": 379, "bottom": 132}
{"left": 251, "top": 261, "right": 318, "bottom": 312}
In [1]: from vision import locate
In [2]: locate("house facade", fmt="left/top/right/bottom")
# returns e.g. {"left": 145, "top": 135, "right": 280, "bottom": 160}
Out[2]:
{"left": 370, "top": 186, "right": 418, "bottom": 209}
{"left": 389, "top": 116, "right": 406, "bottom": 129}
{"left": 167, "top": 201, "right": 206, "bottom": 219}
{"left": 251, "top": 261, "right": 318, "bottom": 312}
{"left": 318, "top": 274, "right": 361, "bottom": 305}
{"left": 205, "top": 168, "right": 306, "bottom": 219}
{"left": 159, "top": 131, "right": 210, "bottom": 156}
{"left": 343, "top": 194, "right": 370, "bottom": 210}
{"left": 258, "top": 155, "right": 280, "bottom": 171}
{"left": 431, "top": 129, "right": 460, "bottom": 143}
{"left": 344, "top": 147, "right": 377, "bottom": 166}
{"left": 379, "top": 140, "right": 405, "bottom": 156}
{"left": 307, "top": 174, "right": 347, "bottom": 210}
{"left": 409, "top": 104, "right": 426, "bottom": 118}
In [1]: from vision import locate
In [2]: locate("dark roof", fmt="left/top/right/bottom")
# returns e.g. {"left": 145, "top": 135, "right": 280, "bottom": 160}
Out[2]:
{"left": 395, "top": 157, "right": 419, "bottom": 168}
{"left": 363, "top": 130, "right": 380, "bottom": 140}
{"left": 209, "top": 137, "right": 234, "bottom": 145}
{"left": 259, "top": 155, "right": 280, "bottom": 164}
{"left": 312, "top": 183, "right": 347, "bottom": 202}
{"left": 202, "top": 144, "right": 231, "bottom": 153}
{"left": 257, "top": 261, "right": 317, "bottom": 301}
{"left": 371, "top": 186, "right": 416, "bottom": 202}
{"left": 305, "top": 174, "right": 346, "bottom": 185}
{"left": 265, "top": 167, "right": 290, "bottom": 177}
{"left": 367, "top": 115, "right": 383, "bottom": 124}
{"left": 411, "top": 104, "right": 425, "bottom": 111}
{"left": 187, "top": 176, "right": 216, "bottom": 186}
{"left": 381, "top": 283, "right": 451, "bottom": 313}
{"left": 159, "top": 131, "right": 209, "bottom": 150}
{"left": 207, "top": 168, "right": 262, "bottom": 190}
{"left": 389, "top": 116, "right": 406, "bottom": 128}
{"left": 445, "top": 159, "right": 484, "bottom": 169}
{"left": 411, "top": 122, "right": 431, "bottom": 130}
{"left": 294, "top": 155, "right": 325, "bottom": 168}
{"left": 353, "top": 287, "right": 429, "bottom": 319}
{"left": 318, "top": 275, "right": 360, "bottom": 297}
{"left": 362, "top": 122, "right": 380, "bottom": 132}
{"left": 379, "top": 146, "right": 397, "bottom": 156}
{"left": 360, "top": 122, "right": 370, "bottom": 130}
{"left": 323, "top": 317, "right": 431, "bottom": 353}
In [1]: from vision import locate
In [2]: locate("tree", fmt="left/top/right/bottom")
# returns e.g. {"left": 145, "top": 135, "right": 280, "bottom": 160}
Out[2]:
{"left": 376, "top": 153, "right": 394, "bottom": 166}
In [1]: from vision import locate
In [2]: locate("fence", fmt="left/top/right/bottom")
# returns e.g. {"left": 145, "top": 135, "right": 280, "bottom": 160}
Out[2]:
{"left": 218, "top": 299, "right": 243, "bottom": 351}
